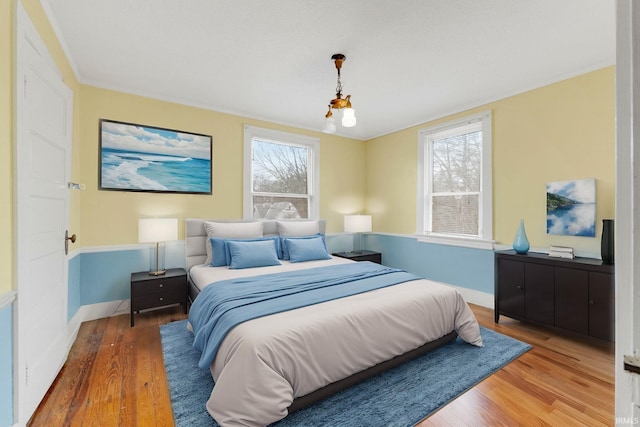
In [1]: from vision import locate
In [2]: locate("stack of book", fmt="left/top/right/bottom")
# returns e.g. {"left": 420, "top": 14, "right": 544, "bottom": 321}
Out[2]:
{"left": 548, "top": 245, "right": 575, "bottom": 259}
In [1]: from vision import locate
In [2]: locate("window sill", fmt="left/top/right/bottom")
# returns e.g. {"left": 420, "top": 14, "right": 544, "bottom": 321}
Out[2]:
{"left": 415, "top": 233, "right": 495, "bottom": 250}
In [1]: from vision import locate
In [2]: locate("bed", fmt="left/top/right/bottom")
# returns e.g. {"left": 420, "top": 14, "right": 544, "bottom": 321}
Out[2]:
{"left": 185, "top": 218, "right": 483, "bottom": 427}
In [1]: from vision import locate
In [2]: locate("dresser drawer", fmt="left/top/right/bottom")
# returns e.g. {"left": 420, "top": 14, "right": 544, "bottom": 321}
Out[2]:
{"left": 131, "top": 275, "right": 185, "bottom": 297}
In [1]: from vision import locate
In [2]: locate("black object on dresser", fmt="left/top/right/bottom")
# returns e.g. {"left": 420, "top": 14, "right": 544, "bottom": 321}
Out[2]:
{"left": 130, "top": 267, "right": 188, "bottom": 326}
{"left": 494, "top": 250, "right": 614, "bottom": 341}
{"left": 332, "top": 250, "right": 382, "bottom": 264}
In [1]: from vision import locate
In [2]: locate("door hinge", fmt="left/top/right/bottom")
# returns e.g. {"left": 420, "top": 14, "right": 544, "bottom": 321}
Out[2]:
{"left": 624, "top": 355, "right": 640, "bottom": 375}
{"left": 24, "top": 75, "right": 27, "bottom": 98}
{"left": 25, "top": 364, "right": 29, "bottom": 386}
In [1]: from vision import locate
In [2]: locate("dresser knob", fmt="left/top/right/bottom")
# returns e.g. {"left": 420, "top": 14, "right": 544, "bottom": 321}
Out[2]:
{"left": 159, "top": 297, "right": 164, "bottom": 301}
{"left": 159, "top": 284, "right": 163, "bottom": 288}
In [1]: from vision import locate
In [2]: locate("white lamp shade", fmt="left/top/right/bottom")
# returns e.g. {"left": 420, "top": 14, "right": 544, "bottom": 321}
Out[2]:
{"left": 323, "top": 116, "right": 336, "bottom": 134}
{"left": 138, "top": 218, "right": 178, "bottom": 243}
{"left": 342, "top": 108, "right": 356, "bottom": 127}
{"left": 344, "top": 215, "right": 372, "bottom": 233}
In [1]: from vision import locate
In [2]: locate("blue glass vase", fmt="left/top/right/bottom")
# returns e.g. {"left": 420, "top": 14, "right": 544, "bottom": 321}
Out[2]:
{"left": 513, "top": 219, "right": 530, "bottom": 254}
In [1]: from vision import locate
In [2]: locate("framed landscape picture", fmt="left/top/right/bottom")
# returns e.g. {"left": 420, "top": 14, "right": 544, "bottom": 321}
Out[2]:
{"left": 546, "top": 178, "right": 596, "bottom": 237}
{"left": 99, "top": 119, "right": 212, "bottom": 194}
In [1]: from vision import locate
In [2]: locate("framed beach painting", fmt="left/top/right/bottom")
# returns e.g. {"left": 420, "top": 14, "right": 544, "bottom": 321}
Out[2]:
{"left": 546, "top": 178, "right": 596, "bottom": 237}
{"left": 99, "top": 119, "right": 212, "bottom": 194}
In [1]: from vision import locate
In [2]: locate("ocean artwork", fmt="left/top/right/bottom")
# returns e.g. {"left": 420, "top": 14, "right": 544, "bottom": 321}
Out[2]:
{"left": 546, "top": 178, "right": 596, "bottom": 237}
{"left": 99, "top": 120, "right": 212, "bottom": 194}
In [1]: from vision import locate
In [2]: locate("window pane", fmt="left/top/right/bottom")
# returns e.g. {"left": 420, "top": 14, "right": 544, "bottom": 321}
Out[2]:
{"left": 252, "top": 139, "right": 308, "bottom": 194}
{"left": 431, "top": 195, "right": 479, "bottom": 235}
{"left": 252, "top": 195, "right": 308, "bottom": 219}
{"left": 432, "top": 130, "right": 481, "bottom": 193}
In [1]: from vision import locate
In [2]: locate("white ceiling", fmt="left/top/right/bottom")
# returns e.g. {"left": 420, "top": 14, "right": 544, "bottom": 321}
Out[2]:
{"left": 42, "top": 0, "right": 615, "bottom": 140}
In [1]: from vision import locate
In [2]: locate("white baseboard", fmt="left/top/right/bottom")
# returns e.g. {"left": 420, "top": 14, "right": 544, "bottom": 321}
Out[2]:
{"left": 64, "top": 300, "right": 128, "bottom": 375}
{"left": 72, "top": 300, "right": 131, "bottom": 324}
{"left": 66, "top": 300, "right": 131, "bottom": 351}
{"left": 449, "top": 285, "right": 494, "bottom": 309}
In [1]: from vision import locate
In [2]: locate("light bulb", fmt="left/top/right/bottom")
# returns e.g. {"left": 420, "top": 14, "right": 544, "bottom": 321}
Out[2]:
{"left": 342, "top": 108, "right": 356, "bottom": 127}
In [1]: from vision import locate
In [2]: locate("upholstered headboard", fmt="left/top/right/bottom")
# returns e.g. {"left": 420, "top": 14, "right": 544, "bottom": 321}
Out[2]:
{"left": 185, "top": 218, "right": 326, "bottom": 271}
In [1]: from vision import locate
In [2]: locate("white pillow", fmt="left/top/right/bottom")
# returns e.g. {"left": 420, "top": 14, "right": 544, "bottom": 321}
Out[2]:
{"left": 276, "top": 220, "right": 320, "bottom": 236}
{"left": 203, "top": 221, "right": 264, "bottom": 265}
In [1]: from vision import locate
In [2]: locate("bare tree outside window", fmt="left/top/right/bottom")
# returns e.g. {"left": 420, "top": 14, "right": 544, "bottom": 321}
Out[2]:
{"left": 417, "top": 111, "right": 491, "bottom": 243}
{"left": 251, "top": 139, "right": 310, "bottom": 219}
{"left": 431, "top": 131, "right": 481, "bottom": 235}
{"left": 432, "top": 131, "right": 481, "bottom": 193}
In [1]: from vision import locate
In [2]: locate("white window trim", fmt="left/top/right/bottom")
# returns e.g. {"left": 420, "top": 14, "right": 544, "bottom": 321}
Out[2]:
{"left": 243, "top": 125, "right": 320, "bottom": 219}
{"left": 416, "top": 110, "right": 493, "bottom": 250}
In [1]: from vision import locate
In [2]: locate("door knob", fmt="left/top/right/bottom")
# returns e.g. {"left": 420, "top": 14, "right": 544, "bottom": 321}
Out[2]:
{"left": 65, "top": 230, "right": 76, "bottom": 255}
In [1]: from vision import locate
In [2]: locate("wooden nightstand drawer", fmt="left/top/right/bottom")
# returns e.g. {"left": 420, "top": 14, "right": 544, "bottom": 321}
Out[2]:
{"left": 131, "top": 275, "right": 184, "bottom": 297}
{"left": 132, "top": 290, "right": 185, "bottom": 311}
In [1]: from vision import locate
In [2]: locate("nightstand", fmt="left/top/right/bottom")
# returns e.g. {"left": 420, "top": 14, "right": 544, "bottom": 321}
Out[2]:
{"left": 130, "top": 267, "right": 188, "bottom": 326}
{"left": 332, "top": 250, "right": 382, "bottom": 264}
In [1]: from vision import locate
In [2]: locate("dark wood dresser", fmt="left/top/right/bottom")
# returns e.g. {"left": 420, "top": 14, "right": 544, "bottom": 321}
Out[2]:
{"left": 494, "top": 250, "right": 614, "bottom": 341}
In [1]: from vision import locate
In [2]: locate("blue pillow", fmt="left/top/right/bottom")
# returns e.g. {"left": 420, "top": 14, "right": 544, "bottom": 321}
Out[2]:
{"left": 210, "top": 236, "right": 282, "bottom": 266}
{"left": 210, "top": 237, "right": 229, "bottom": 266}
{"left": 279, "top": 234, "right": 326, "bottom": 260}
{"left": 227, "top": 239, "right": 282, "bottom": 269}
{"left": 285, "top": 236, "right": 331, "bottom": 263}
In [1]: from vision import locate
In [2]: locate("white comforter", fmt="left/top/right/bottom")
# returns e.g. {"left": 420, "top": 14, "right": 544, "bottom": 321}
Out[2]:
{"left": 189, "top": 258, "right": 483, "bottom": 427}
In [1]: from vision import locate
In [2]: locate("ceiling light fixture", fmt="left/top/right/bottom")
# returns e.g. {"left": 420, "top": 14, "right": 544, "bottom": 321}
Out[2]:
{"left": 323, "top": 53, "right": 356, "bottom": 134}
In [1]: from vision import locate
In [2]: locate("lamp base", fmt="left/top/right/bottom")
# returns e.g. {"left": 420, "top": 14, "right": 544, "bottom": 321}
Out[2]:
{"left": 353, "top": 232, "right": 363, "bottom": 253}
{"left": 148, "top": 269, "right": 166, "bottom": 276}
{"left": 148, "top": 242, "right": 166, "bottom": 276}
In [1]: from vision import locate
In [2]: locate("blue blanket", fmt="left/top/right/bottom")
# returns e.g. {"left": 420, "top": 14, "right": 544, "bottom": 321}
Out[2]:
{"left": 188, "top": 262, "right": 420, "bottom": 369}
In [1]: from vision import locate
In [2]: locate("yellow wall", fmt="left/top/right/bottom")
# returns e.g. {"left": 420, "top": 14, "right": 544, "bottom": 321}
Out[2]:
{"left": 78, "top": 85, "right": 366, "bottom": 246}
{"left": 366, "top": 67, "right": 615, "bottom": 255}
{"left": 6, "top": 0, "right": 366, "bottom": 259}
{"left": 3, "top": 0, "right": 615, "bottom": 288}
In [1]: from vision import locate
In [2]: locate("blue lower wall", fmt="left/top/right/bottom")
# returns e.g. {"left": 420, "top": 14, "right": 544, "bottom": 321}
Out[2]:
{"left": 70, "top": 234, "right": 494, "bottom": 310}
{"left": 68, "top": 254, "right": 81, "bottom": 321}
{"left": 0, "top": 300, "right": 13, "bottom": 427}
{"left": 364, "top": 234, "right": 495, "bottom": 294}
{"left": 79, "top": 249, "right": 148, "bottom": 305}
{"left": 74, "top": 236, "right": 354, "bottom": 307}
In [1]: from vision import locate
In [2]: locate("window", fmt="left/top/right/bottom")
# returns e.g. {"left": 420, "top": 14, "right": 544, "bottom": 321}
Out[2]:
{"left": 417, "top": 111, "right": 493, "bottom": 249}
{"left": 243, "top": 125, "right": 319, "bottom": 220}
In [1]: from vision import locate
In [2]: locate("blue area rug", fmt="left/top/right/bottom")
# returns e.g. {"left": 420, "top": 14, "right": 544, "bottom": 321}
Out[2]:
{"left": 160, "top": 320, "right": 531, "bottom": 427}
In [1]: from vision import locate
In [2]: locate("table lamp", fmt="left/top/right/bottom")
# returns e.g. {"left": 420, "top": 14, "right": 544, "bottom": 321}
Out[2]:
{"left": 138, "top": 218, "right": 178, "bottom": 275}
{"left": 344, "top": 215, "right": 372, "bottom": 254}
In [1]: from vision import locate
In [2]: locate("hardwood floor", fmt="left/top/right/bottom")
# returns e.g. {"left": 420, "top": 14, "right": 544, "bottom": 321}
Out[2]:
{"left": 28, "top": 304, "right": 614, "bottom": 426}
{"left": 28, "top": 306, "right": 187, "bottom": 427}
{"left": 420, "top": 306, "right": 614, "bottom": 426}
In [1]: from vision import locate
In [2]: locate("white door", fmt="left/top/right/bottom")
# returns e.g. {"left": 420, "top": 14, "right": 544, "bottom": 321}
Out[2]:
{"left": 15, "top": 4, "right": 73, "bottom": 423}
{"left": 616, "top": 0, "right": 640, "bottom": 423}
